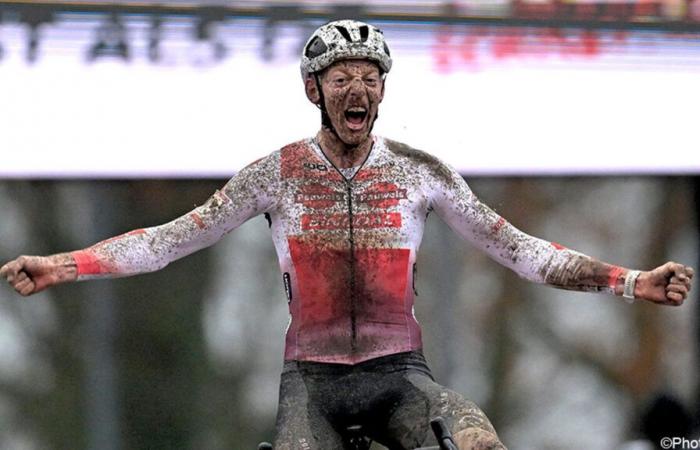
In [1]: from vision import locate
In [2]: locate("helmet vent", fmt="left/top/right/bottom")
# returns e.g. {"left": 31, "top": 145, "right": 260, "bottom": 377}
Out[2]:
{"left": 383, "top": 41, "right": 391, "bottom": 56}
{"left": 304, "top": 36, "right": 328, "bottom": 58}
{"left": 334, "top": 25, "right": 353, "bottom": 42}
{"left": 359, "top": 25, "right": 369, "bottom": 42}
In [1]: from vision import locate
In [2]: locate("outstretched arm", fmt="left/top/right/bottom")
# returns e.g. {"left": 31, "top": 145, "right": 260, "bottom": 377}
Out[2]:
{"left": 428, "top": 160, "right": 693, "bottom": 306}
{"left": 1, "top": 153, "right": 279, "bottom": 296}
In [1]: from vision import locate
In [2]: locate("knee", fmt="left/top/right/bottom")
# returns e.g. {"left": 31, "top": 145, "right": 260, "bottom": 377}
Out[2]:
{"left": 454, "top": 427, "right": 507, "bottom": 450}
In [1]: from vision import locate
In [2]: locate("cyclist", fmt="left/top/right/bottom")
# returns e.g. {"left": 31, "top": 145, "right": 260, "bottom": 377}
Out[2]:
{"left": 1, "top": 20, "right": 694, "bottom": 450}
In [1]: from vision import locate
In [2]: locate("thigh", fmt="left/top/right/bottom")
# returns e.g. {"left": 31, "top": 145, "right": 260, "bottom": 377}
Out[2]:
{"left": 273, "top": 365, "right": 346, "bottom": 450}
{"left": 379, "top": 371, "right": 500, "bottom": 449}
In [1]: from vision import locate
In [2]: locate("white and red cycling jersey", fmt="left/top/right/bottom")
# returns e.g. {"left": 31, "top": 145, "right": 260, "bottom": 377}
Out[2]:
{"left": 71, "top": 136, "right": 622, "bottom": 364}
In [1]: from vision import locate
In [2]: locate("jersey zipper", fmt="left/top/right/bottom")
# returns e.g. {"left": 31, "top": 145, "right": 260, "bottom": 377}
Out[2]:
{"left": 345, "top": 180, "right": 357, "bottom": 355}
{"left": 312, "top": 138, "right": 374, "bottom": 357}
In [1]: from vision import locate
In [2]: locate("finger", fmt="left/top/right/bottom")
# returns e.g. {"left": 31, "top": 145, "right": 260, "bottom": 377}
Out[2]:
{"left": 670, "top": 276, "right": 691, "bottom": 289}
{"left": 13, "top": 277, "right": 32, "bottom": 292}
{"left": 687, "top": 267, "right": 695, "bottom": 279}
{"left": 666, "top": 291, "right": 685, "bottom": 304}
{"left": 666, "top": 284, "right": 688, "bottom": 296}
{"left": 668, "top": 262, "right": 686, "bottom": 279}
{"left": 19, "top": 281, "right": 36, "bottom": 297}
{"left": 674, "top": 272, "right": 690, "bottom": 283}
{"left": 15, "top": 271, "right": 28, "bottom": 283}
{"left": 0, "top": 261, "right": 21, "bottom": 282}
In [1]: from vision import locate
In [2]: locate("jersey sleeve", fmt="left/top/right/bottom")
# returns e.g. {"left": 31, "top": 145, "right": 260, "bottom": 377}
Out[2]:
{"left": 70, "top": 152, "right": 280, "bottom": 280}
{"left": 427, "top": 159, "right": 622, "bottom": 294}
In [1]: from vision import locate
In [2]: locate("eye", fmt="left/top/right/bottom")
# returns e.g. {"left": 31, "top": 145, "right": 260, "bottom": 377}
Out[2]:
{"left": 333, "top": 77, "right": 346, "bottom": 86}
{"left": 364, "top": 77, "right": 378, "bottom": 86}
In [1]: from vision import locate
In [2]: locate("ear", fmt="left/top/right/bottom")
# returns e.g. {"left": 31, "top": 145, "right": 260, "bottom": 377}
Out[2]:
{"left": 304, "top": 75, "right": 321, "bottom": 105}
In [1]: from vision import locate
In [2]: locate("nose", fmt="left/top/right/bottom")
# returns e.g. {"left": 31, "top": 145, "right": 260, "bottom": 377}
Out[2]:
{"left": 347, "top": 77, "right": 367, "bottom": 98}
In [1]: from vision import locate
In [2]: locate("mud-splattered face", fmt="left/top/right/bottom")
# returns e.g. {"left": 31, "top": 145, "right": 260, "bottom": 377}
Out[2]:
{"left": 306, "top": 60, "right": 385, "bottom": 146}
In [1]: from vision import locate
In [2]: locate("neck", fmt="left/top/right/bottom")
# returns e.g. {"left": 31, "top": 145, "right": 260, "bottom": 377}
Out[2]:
{"left": 316, "top": 128, "right": 373, "bottom": 169}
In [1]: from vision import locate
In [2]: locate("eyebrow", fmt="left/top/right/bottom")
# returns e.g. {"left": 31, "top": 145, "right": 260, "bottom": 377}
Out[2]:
{"left": 330, "top": 66, "right": 380, "bottom": 76}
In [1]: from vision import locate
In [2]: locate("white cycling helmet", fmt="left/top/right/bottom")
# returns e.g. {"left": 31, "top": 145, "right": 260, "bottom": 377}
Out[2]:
{"left": 300, "top": 19, "right": 392, "bottom": 80}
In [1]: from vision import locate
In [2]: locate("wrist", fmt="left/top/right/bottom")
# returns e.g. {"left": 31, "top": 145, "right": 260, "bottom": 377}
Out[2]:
{"left": 632, "top": 271, "right": 649, "bottom": 300}
{"left": 51, "top": 253, "right": 78, "bottom": 282}
{"left": 622, "top": 270, "right": 642, "bottom": 303}
{"left": 609, "top": 266, "right": 627, "bottom": 296}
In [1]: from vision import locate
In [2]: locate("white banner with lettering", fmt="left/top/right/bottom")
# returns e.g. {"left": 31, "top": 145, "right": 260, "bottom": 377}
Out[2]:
{"left": 1, "top": 20, "right": 698, "bottom": 176}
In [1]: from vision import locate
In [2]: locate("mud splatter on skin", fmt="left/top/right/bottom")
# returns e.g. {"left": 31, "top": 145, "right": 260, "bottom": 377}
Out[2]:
{"left": 310, "top": 60, "right": 384, "bottom": 163}
{"left": 541, "top": 253, "right": 623, "bottom": 294}
{"left": 454, "top": 428, "right": 507, "bottom": 450}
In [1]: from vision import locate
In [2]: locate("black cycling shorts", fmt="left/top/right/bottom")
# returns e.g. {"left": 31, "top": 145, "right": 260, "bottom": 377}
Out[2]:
{"left": 273, "top": 351, "right": 501, "bottom": 449}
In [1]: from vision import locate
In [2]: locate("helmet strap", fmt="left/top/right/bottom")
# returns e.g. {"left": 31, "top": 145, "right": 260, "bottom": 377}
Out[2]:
{"left": 314, "top": 75, "right": 339, "bottom": 138}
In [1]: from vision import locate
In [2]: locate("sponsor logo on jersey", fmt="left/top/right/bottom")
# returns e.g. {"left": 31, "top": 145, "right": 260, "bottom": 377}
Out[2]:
{"left": 356, "top": 183, "right": 407, "bottom": 208}
{"left": 294, "top": 183, "right": 345, "bottom": 209}
{"left": 303, "top": 162, "right": 328, "bottom": 172}
{"left": 283, "top": 272, "right": 293, "bottom": 303}
{"left": 280, "top": 142, "right": 343, "bottom": 181}
{"left": 301, "top": 212, "right": 402, "bottom": 230}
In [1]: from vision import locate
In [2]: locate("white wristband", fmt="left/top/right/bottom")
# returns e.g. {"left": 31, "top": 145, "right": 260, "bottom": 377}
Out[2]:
{"left": 623, "top": 270, "right": 641, "bottom": 304}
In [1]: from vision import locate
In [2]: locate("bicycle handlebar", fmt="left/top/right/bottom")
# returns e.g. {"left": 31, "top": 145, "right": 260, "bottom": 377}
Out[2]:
{"left": 429, "top": 417, "right": 460, "bottom": 450}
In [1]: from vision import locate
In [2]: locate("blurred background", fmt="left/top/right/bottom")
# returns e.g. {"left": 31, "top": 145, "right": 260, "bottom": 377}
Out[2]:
{"left": 0, "top": 1, "right": 699, "bottom": 449}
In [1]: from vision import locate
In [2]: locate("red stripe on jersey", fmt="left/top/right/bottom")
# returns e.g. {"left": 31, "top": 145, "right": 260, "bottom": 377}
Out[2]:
{"left": 190, "top": 213, "right": 206, "bottom": 229}
{"left": 607, "top": 266, "right": 626, "bottom": 290}
{"left": 280, "top": 141, "right": 343, "bottom": 181}
{"left": 280, "top": 142, "right": 309, "bottom": 179}
{"left": 71, "top": 250, "right": 105, "bottom": 275}
{"left": 551, "top": 242, "right": 566, "bottom": 250}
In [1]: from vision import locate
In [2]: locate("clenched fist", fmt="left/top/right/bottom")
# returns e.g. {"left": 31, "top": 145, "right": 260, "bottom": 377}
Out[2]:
{"left": 635, "top": 262, "right": 694, "bottom": 306}
{"left": 0, "top": 254, "right": 78, "bottom": 297}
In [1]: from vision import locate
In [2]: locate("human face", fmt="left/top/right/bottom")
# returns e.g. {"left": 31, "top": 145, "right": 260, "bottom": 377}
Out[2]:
{"left": 317, "top": 60, "right": 384, "bottom": 146}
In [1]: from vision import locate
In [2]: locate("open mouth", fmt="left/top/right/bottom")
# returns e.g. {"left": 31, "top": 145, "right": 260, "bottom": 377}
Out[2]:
{"left": 344, "top": 107, "right": 368, "bottom": 130}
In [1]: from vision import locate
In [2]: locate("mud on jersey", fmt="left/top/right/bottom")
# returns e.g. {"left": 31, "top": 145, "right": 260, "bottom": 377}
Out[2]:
{"left": 71, "top": 136, "right": 620, "bottom": 364}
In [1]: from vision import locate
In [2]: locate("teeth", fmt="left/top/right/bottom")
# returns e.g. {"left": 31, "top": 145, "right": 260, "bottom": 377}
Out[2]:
{"left": 347, "top": 107, "right": 367, "bottom": 113}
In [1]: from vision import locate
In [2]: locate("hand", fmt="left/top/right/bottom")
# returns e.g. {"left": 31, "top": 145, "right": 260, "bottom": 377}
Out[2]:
{"left": 0, "top": 254, "right": 77, "bottom": 297}
{"left": 635, "top": 262, "right": 694, "bottom": 306}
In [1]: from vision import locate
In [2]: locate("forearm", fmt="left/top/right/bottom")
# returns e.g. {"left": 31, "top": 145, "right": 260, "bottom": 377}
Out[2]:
{"left": 474, "top": 221, "right": 629, "bottom": 296}
{"left": 48, "top": 253, "right": 80, "bottom": 283}
{"left": 540, "top": 250, "right": 629, "bottom": 296}
{"left": 70, "top": 228, "right": 164, "bottom": 280}
{"left": 477, "top": 218, "right": 630, "bottom": 295}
